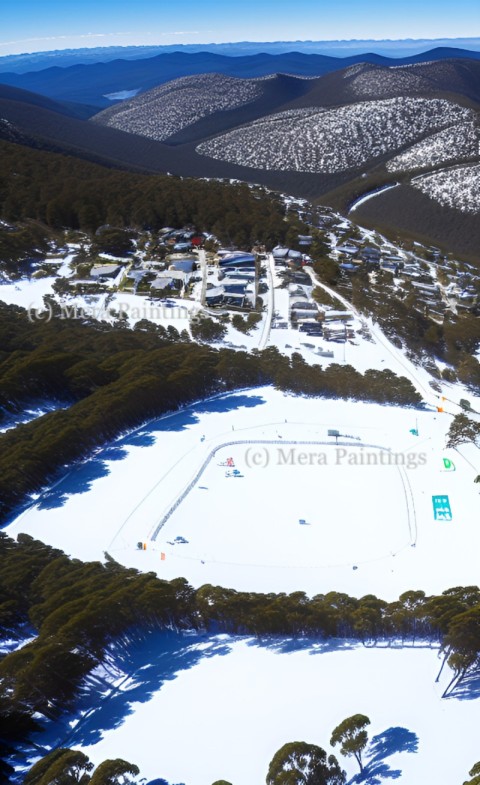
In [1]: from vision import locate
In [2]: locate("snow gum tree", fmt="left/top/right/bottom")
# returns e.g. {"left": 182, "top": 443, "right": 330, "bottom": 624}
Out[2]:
{"left": 330, "top": 714, "right": 371, "bottom": 773}
{"left": 464, "top": 761, "right": 480, "bottom": 785}
{"left": 22, "top": 749, "right": 94, "bottom": 785}
{"left": 266, "top": 741, "right": 346, "bottom": 785}
{"left": 446, "top": 414, "right": 480, "bottom": 449}
{"left": 89, "top": 759, "right": 140, "bottom": 785}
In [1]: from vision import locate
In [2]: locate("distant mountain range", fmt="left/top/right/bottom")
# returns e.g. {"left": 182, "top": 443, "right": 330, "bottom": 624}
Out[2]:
{"left": 1, "top": 39, "right": 480, "bottom": 73}
{"left": 1, "top": 47, "right": 480, "bottom": 109}
{"left": 1, "top": 50, "right": 479, "bottom": 256}
{"left": 92, "top": 60, "right": 480, "bottom": 145}
{"left": 1, "top": 55, "right": 479, "bottom": 182}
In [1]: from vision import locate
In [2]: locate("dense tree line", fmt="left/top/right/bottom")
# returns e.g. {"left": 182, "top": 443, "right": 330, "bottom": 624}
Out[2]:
{"left": 0, "top": 221, "right": 54, "bottom": 271}
{"left": 0, "top": 533, "right": 195, "bottom": 780}
{"left": 0, "top": 139, "right": 290, "bottom": 249}
{"left": 0, "top": 534, "right": 479, "bottom": 779}
{"left": 0, "top": 303, "right": 421, "bottom": 521}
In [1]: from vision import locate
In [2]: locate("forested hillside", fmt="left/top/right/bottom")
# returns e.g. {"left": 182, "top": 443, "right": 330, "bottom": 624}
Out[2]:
{"left": 0, "top": 303, "right": 421, "bottom": 522}
{"left": 1, "top": 532, "right": 480, "bottom": 781}
{"left": 0, "top": 139, "right": 288, "bottom": 246}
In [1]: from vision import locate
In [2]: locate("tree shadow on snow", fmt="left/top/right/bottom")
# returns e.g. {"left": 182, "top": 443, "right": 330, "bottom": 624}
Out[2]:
{"left": 247, "top": 636, "right": 358, "bottom": 656}
{"left": 445, "top": 669, "right": 480, "bottom": 701}
{"left": 150, "top": 393, "right": 266, "bottom": 433}
{"left": 348, "top": 727, "right": 419, "bottom": 784}
{"left": 349, "top": 762, "right": 402, "bottom": 784}
{"left": 32, "top": 630, "right": 231, "bottom": 752}
{"left": 29, "top": 393, "right": 265, "bottom": 511}
{"left": 145, "top": 779, "right": 184, "bottom": 785}
{"left": 36, "top": 445, "right": 129, "bottom": 510}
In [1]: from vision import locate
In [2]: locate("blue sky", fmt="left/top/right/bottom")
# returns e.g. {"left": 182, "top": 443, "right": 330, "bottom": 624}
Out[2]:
{"left": 1, "top": 0, "right": 480, "bottom": 55}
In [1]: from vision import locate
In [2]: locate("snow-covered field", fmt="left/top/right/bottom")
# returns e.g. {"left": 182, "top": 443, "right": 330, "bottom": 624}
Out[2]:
{"left": 412, "top": 163, "right": 480, "bottom": 214}
{"left": 7, "top": 387, "right": 479, "bottom": 601}
{"left": 156, "top": 442, "right": 413, "bottom": 568}
{"left": 75, "top": 633, "right": 479, "bottom": 785}
{"left": 197, "top": 98, "right": 472, "bottom": 173}
{"left": 0, "top": 276, "right": 59, "bottom": 309}
{"left": 0, "top": 251, "right": 75, "bottom": 310}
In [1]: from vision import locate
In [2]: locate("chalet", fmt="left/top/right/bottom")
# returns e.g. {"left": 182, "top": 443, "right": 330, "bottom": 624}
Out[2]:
{"left": 410, "top": 281, "right": 441, "bottom": 299}
{"left": 90, "top": 264, "right": 122, "bottom": 280}
{"left": 169, "top": 259, "right": 196, "bottom": 273}
{"left": 318, "top": 309, "right": 354, "bottom": 322}
{"left": 126, "top": 269, "right": 151, "bottom": 284}
{"left": 69, "top": 279, "right": 108, "bottom": 293}
{"left": 299, "top": 321, "right": 323, "bottom": 335}
{"left": 291, "top": 302, "right": 318, "bottom": 319}
{"left": 219, "top": 252, "right": 256, "bottom": 268}
{"left": 361, "top": 247, "right": 381, "bottom": 265}
{"left": 287, "top": 250, "right": 303, "bottom": 262}
{"left": 224, "top": 283, "right": 248, "bottom": 295}
{"left": 273, "top": 248, "right": 303, "bottom": 264}
{"left": 335, "top": 244, "right": 358, "bottom": 256}
{"left": 223, "top": 270, "right": 255, "bottom": 281}
{"left": 272, "top": 247, "right": 289, "bottom": 261}
{"left": 217, "top": 248, "right": 238, "bottom": 257}
{"left": 150, "top": 276, "right": 176, "bottom": 292}
{"left": 153, "top": 270, "right": 187, "bottom": 282}
{"left": 323, "top": 324, "right": 355, "bottom": 341}
{"left": 298, "top": 235, "right": 313, "bottom": 246}
{"left": 223, "top": 292, "right": 247, "bottom": 307}
{"left": 167, "top": 252, "right": 196, "bottom": 260}
{"left": 173, "top": 242, "right": 192, "bottom": 252}
{"left": 291, "top": 297, "right": 318, "bottom": 313}
{"left": 400, "top": 266, "right": 422, "bottom": 279}
{"left": 205, "top": 287, "right": 224, "bottom": 306}
{"left": 380, "top": 260, "right": 401, "bottom": 273}
{"left": 291, "top": 271, "right": 311, "bottom": 284}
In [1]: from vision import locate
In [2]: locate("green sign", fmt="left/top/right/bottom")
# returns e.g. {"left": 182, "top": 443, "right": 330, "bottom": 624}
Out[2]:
{"left": 442, "top": 458, "right": 456, "bottom": 471}
{"left": 432, "top": 495, "right": 452, "bottom": 521}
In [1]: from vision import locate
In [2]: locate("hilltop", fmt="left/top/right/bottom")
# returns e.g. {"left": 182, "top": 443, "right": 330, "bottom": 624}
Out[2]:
{"left": 1, "top": 56, "right": 480, "bottom": 254}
